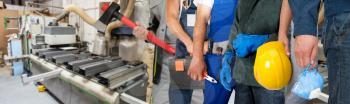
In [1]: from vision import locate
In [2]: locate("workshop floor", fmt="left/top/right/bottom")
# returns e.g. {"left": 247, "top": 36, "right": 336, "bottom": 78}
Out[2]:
{"left": 0, "top": 63, "right": 326, "bottom": 104}
{"left": 0, "top": 66, "right": 58, "bottom": 104}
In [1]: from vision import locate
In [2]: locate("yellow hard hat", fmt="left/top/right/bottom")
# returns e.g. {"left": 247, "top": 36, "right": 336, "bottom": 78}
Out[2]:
{"left": 254, "top": 41, "right": 292, "bottom": 90}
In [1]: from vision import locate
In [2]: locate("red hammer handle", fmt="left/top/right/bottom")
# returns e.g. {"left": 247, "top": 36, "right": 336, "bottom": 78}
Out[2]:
{"left": 120, "top": 16, "right": 176, "bottom": 54}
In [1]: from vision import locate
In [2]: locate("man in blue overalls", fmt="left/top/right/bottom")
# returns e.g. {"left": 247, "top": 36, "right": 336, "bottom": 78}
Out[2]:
{"left": 188, "top": 0, "right": 238, "bottom": 103}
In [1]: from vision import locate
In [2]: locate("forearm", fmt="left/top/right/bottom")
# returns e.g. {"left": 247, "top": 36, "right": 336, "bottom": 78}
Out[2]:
{"left": 278, "top": 0, "right": 292, "bottom": 37}
{"left": 193, "top": 23, "right": 206, "bottom": 58}
{"left": 193, "top": 6, "right": 210, "bottom": 58}
{"left": 166, "top": 0, "right": 192, "bottom": 45}
{"left": 167, "top": 17, "right": 192, "bottom": 45}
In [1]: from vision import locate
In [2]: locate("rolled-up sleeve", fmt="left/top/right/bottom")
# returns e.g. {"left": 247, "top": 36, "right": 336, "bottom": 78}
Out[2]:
{"left": 289, "top": 0, "right": 320, "bottom": 36}
{"left": 193, "top": 0, "right": 214, "bottom": 9}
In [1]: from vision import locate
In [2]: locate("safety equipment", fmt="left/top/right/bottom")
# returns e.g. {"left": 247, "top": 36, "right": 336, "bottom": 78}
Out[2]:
{"left": 232, "top": 34, "right": 269, "bottom": 58}
{"left": 292, "top": 64, "right": 324, "bottom": 100}
{"left": 220, "top": 51, "right": 235, "bottom": 91}
{"left": 254, "top": 41, "right": 292, "bottom": 90}
{"left": 204, "top": 0, "right": 237, "bottom": 103}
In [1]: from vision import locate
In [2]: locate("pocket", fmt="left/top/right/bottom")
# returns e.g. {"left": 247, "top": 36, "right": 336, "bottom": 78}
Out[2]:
{"left": 332, "top": 13, "right": 350, "bottom": 36}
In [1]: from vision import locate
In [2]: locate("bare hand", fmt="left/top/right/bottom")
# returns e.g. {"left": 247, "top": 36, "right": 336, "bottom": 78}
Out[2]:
{"left": 294, "top": 35, "right": 318, "bottom": 69}
{"left": 185, "top": 41, "right": 209, "bottom": 55}
{"left": 132, "top": 22, "right": 148, "bottom": 40}
{"left": 203, "top": 41, "right": 209, "bottom": 54}
{"left": 184, "top": 41, "right": 193, "bottom": 55}
{"left": 278, "top": 34, "right": 290, "bottom": 56}
{"left": 188, "top": 57, "right": 206, "bottom": 81}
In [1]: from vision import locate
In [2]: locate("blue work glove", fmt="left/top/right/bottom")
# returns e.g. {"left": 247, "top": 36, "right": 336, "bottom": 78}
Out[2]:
{"left": 232, "top": 34, "right": 269, "bottom": 58}
{"left": 220, "top": 51, "right": 235, "bottom": 91}
{"left": 292, "top": 64, "right": 324, "bottom": 100}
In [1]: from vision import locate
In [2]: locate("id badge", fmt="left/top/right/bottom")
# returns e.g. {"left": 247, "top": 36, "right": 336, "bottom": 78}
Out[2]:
{"left": 187, "top": 14, "right": 196, "bottom": 27}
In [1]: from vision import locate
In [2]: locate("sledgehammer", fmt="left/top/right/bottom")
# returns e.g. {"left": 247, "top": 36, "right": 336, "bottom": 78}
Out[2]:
{"left": 107, "top": 4, "right": 176, "bottom": 55}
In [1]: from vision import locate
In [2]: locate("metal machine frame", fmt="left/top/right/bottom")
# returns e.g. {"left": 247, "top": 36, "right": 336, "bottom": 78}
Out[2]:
{"left": 8, "top": 54, "right": 147, "bottom": 104}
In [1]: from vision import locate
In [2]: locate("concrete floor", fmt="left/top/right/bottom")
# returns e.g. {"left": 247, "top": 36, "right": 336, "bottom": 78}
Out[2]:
{"left": 0, "top": 61, "right": 326, "bottom": 104}
{"left": 0, "top": 66, "right": 58, "bottom": 104}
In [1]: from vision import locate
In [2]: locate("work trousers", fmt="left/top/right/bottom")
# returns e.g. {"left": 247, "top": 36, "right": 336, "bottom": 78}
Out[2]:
{"left": 168, "top": 85, "right": 193, "bottom": 104}
{"left": 323, "top": 12, "right": 350, "bottom": 104}
{"left": 234, "top": 83, "right": 284, "bottom": 104}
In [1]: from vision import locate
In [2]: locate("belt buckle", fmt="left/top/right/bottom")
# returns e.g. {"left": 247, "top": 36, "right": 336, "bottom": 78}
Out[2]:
{"left": 210, "top": 41, "right": 229, "bottom": 55}
{"left": 215, "top": 47, "right": 224, "bottom": 54}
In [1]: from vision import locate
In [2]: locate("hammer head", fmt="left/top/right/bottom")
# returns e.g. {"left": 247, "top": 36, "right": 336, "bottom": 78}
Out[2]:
{"left": 98, "top": 2, "right": 121, "bottom": 25}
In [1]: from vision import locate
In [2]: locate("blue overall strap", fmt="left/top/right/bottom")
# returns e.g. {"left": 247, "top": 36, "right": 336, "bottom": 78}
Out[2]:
{"left": 176, "top": 0, "right": 196, "bottom": 58}
{"left": 204, "top": 0, "right": 238, "bottom": 104}
{"left": 208, "top": 0, "right": 237, "bottom": 42}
